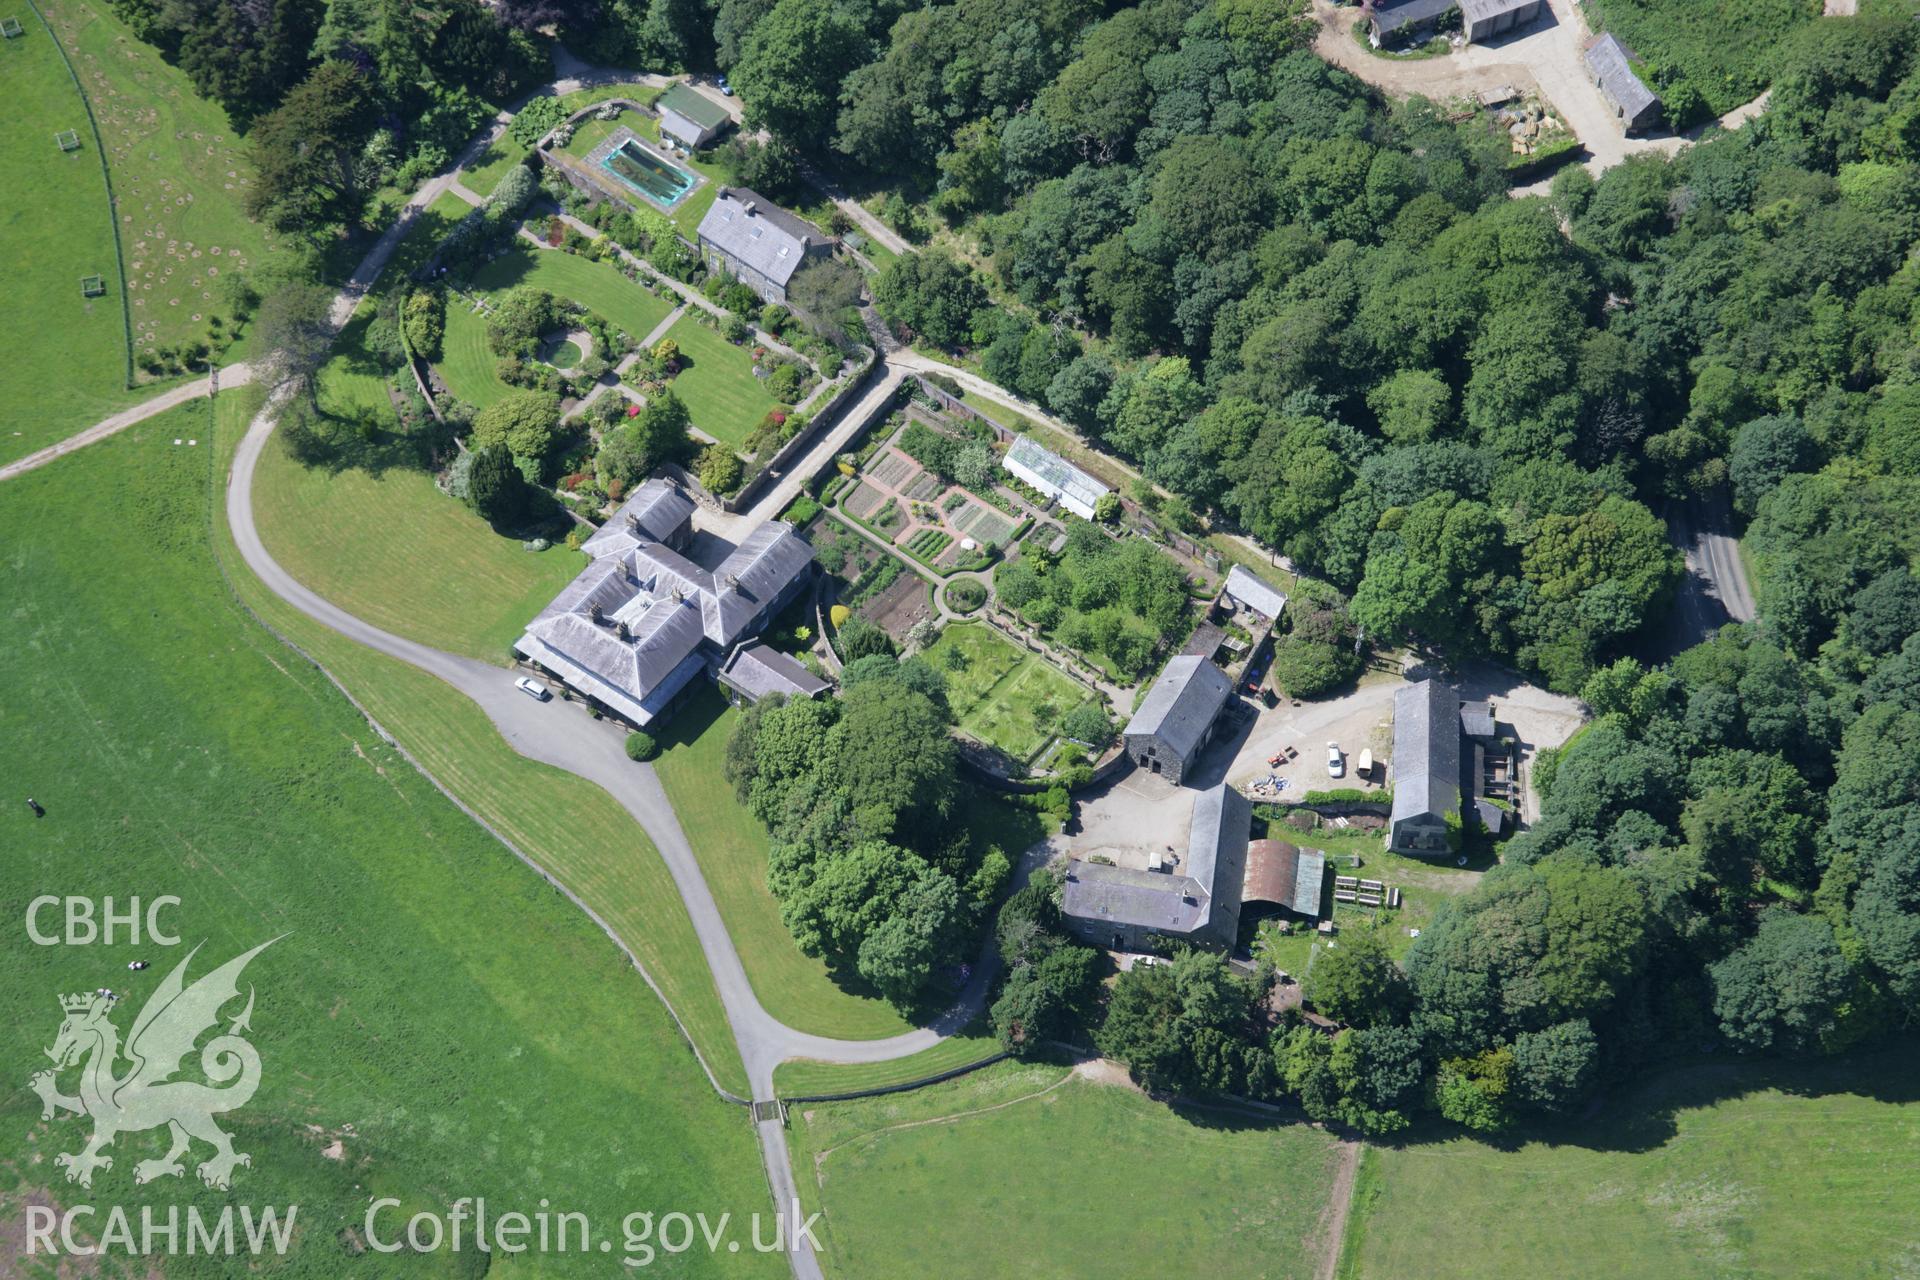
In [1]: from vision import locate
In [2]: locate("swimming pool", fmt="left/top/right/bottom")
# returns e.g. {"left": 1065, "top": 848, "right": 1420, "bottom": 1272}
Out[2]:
{"left": 599, "top": 138, "right": 696, "bottom": 210}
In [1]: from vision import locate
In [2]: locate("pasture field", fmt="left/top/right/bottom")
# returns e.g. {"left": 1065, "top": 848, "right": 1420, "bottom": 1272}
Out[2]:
{"left": 472, "top": 245, "right": 679, "bottom": 344}
{"left": 39, "top": 0, "right": 278, "bottom": 366}
{"left": 1339, "top": 1042, "right": 1920, "bottom": 1280}
{"left": 0, "top": 9, "right": 141, "bottom": 466}
{"left": 789, "top": 1061, "right": 1344, "bottom": 1280}
{"left": 651, "top": 690, "right": 917, "bottom": 1040}
{"left": 0, "top": 403, "right": 776, "bottom": 1270}
{"left": 1585, "top": 0, "right": 1820, "bottom": 116}
{"left": 662, "top": 315, "right": 783, "bottom": 451}
{"left": 922, "top": 622, "right": 1098, "bottom": 764}
{"left": 216, "top": 389, "right": 751, "bottom": 1098}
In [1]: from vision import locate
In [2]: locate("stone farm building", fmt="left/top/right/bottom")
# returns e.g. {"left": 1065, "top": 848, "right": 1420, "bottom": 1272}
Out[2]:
{"left": 1368, "top": 0, "right": 1541, "bottom": 45}
{"left": 1123, "top": 655, "right": 1235, "bottom": 785}
{"left": 1001, "top": 434, "right": 1112, "bottom": 520}
{"left": 514, "top": 480, "right": 817, "bottom": 727}
{"left": 695, "top": 188, "right": 834, "bottom": 304}
{"left": 655, "top": 83, "right": 731, "bottom": 150}
{"left": 1222, "top": 565, "right": 1288, "bottom": 623}
{"left": 1585, "top": 33, "right": 1662, "bottom": 134}
{"left": 1388, "top": 679, "right": 1510, "bottom": 855}
{"left": 1063, "top": 784, "right": 1252, "bottom": 951}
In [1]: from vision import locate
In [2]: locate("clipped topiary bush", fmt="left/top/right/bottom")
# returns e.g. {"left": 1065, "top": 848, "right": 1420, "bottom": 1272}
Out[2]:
{"left": 625, "top": 731, "right": 659, "bottom": 762}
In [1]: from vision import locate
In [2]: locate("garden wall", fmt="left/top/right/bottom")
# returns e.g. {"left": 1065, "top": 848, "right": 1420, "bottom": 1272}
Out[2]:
{"left": 724, "top": 345, "right": 881, "bottom": 512}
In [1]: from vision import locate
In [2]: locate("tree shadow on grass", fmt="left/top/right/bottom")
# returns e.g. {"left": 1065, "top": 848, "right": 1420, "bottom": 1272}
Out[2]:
{"left": 281, "top": 403, "right": 445, "bottom": 480}
{"left": 1378, "top": 1037, "right": 1920, "bottom": 1157}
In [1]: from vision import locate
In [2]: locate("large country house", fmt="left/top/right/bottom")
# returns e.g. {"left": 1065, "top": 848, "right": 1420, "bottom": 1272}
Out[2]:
{"left": 514, "top": 480, "right": 817, "bottom": 727}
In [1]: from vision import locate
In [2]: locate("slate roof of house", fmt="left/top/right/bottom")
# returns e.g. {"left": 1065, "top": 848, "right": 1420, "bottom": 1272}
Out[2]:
{"left": 1062, "top": 783, "right": 1250, "bottom": 939}
{"left": 1460, "top": 700, "right": 1497, "bottom": 739}
{"left": 518, "top": 490, "right": 813, "bottom": 720}
{"left": 696, "top": 188, "right": 824, "bottom": 288}
{"left": 1586, "top": 33, "right": 1659, "bottom": 122}
{"left": 1243, "top": 839, "right": 1327, "bottom": 918}
{"left": 718, "top": 642, "right": 829, "bottom": 701}
{"left": 581, "top": 479, "right": 695, "bottom": 559}
{"left": 1002, "top": 434, "right": 1111, "bottom": 511}
{"left": 1459, "top": 0, "right": 1535, "bottom": 25}
{"left": 1391, "top": 679, "right": 1463, "bottom": 830}
{"left": 1124, "top": 655, "right": 1234, "bottom": 762}
{"left": 1224, "top": 565, "right": 1289, "bottom": 621}
{"left": 656, "top": 83, "right": 731, "bottom": 132}
{"left": 1373, "top": 0, "right": 1459, "bottom": 35}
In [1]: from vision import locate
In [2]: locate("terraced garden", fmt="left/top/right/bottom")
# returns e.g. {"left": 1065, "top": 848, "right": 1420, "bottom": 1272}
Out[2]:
{"left": 659, "top": 314, "right": 784, "bottom": 451}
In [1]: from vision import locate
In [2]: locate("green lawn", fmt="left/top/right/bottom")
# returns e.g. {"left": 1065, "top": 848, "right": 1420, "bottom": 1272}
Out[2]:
{"left": 652, "top": 690, "right": 918, "bottom": 1040}
{"left": 773, "top": 1025, "right": 1001, "bottom": 1098}
{"left": 439, "top": 295, "right": 517, "bottom": 408}
{"left": 662, "top": 315, "right": 781, "bottom": 451}
{"left": 385, "top": 188, "right": 478, "bottom": 284}
{"left": 462, "top": 137, "right": 530, "bottom": 199}
{"left": 1, "top": 400, "right": 776, "bottom": 1269}
{"left": 560, "top": 111, "right": 632, "bottom": 159}
{"left": 0, "top": 8, "right": 142, "bottom": 466}
{"left": 790, "top": 1061, "right": 1344, "bottom": 1280}
{"left": 472, "top": 245, "right": 678, "bottom": 344}
{"left": 253, "top": 432, "right": 585, "bottom": 664}
{"left": 39, "top": 0, "right": 277, "bottom": 370}
{"left": 1341, "top": 1043, "right": 1920, "bottom": 1280}
{"left": 922, "top": 622, "right": 1099, "bottom": 764}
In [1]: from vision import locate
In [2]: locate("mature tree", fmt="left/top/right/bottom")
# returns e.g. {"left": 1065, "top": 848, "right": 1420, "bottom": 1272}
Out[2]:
{"left": 1711, "top": 910, "right": 1852, "bottom": 1052}
{"left": 730, "top": 0, "right": 866, "bottom": 151}
{"left": 255, "top": 283, "right": 338, "bottom": 408}
{"left": 1510, "top": 1019, "right": 1599, "bottom": 1111}
{"left": 246, "top": 60, "right": 377, "bottom": 236}
{"left": 872, "top": 253, "right": 988, "bottom": 348}
{"left": 465, "top": 444, "right": 530, "bottom": 526}
{"left": 990, "top": 943, "right": 1100, "bottom": 1052}
{"left": 1730, "top": 414, "right": 1818, "bottom": 515}
{"left": 1303, "top": 924, "right": 1406, "bottom": 1027}
{"left": 826, "top": 677, "right": 957, "bottom": 841}
{"left": 472, "top": 390, "right": 563, "bottom": 472}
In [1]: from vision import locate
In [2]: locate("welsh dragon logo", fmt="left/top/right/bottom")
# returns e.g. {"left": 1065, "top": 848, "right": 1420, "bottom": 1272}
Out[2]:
{"left": 29, "top": 938, "right": 280, "bottom": 1190}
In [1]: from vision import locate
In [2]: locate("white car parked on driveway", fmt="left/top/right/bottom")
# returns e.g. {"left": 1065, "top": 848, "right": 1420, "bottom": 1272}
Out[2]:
{"left": 515, "top": 676, "right": 551, "bottom": 702}
{"left": 1327, "top": 741, "right": 1344, "bottom": 778}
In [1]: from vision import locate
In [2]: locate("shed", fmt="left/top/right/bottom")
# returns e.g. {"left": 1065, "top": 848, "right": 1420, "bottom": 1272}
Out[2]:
{"left": 1223, "top": 565, "right": 1289, "bottom": 622}
{"left": 1459, "top": 0, "right": 1541, "bottom": 43}
{"left": 656, "top": 83, "right": 732, "bottom": 150}
{"left": 1243, "top": 839, "right": 1327, "bottom": 920}
{"left": 1369, "top": 0, "right": 1457, "bottom": 45}
{"left": 1585, "top": 33, "right": 1662, "bottom": 134}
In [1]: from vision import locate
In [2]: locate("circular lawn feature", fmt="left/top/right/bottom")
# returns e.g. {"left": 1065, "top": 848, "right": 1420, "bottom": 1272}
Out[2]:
{"left": 946, "top": 577, "right": 988, "bottom": 614}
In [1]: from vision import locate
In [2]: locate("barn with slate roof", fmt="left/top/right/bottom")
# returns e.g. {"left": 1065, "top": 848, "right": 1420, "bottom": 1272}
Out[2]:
{"left": 1123, "top": 655, "right": 1235, "bottom": 785}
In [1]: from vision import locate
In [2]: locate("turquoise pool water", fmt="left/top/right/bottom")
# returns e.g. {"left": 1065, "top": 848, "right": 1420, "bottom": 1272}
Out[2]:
{"left": 600, "top": 139, "right": 696, "bottom": 210}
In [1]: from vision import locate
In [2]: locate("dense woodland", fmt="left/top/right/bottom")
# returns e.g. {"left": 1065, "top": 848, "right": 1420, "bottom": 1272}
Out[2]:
{"left": 102, "top": 0, "right": 1920, "bottom": 1130}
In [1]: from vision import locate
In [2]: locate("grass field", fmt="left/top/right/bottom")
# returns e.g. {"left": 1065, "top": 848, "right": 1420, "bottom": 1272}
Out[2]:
{"left": 662, "top": 315, "right": 783, "bottom": 451}
{"left": 215, "top": 389, "right": 753, "bottom": 1100}
{"left": 1, "top": 401, "right": 776, "bottom": 1271}
{"left": 0, "top": 8, "right": 143, "bottom": 466}
{"left": 39, "top": 0, "right": 278, "bottom": 366}
{"left": 773, "top": 1025, "right": 1001, "bottom": 1098}
{"left": 1586, "top": 0, "right": 1820, "bottom": 117}
{"left": 790, "top": 1061, "right": 1344, "bottom": 1279}
{"left": 652, "top": 690, "right": 918, "bottom": 1041}
{"left": 472, "top": 245, "right": 678, "bottom": 344}
{"left": 922, "top": 622, "right": 1097, "bottom": 764}
{"left": 1340, "top": 1042, "right": 1920, "bottom": 1280}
